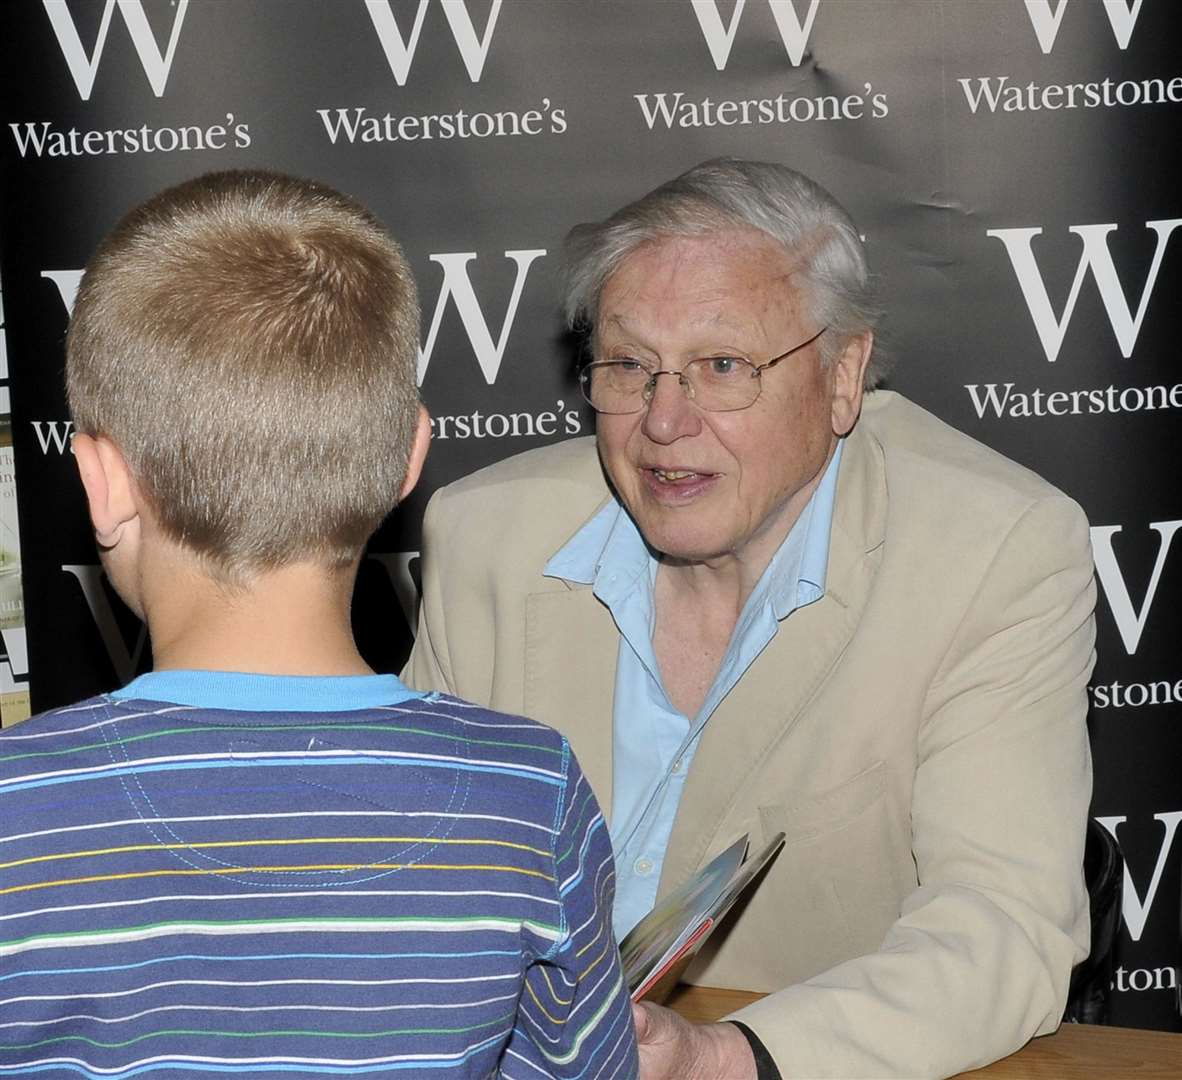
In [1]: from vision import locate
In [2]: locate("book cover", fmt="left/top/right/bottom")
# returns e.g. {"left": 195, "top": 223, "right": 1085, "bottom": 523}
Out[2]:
{"left": 620, "top": 831, "right": 786, "bottom": 1003}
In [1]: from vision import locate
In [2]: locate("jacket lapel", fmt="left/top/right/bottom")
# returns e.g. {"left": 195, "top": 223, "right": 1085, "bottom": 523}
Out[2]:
{"left": 656, "top": 422, "right": 889, "bottom": 895}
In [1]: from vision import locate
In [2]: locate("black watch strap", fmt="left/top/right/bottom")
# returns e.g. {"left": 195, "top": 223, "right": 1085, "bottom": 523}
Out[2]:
{"left": 728, "top": 1020, "right": 783, "bottom": 1080}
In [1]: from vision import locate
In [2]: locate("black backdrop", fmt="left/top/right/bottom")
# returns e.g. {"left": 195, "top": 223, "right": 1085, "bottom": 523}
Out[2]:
{"left": 2, "top": 0, "right": 1179, "bottom": 1031}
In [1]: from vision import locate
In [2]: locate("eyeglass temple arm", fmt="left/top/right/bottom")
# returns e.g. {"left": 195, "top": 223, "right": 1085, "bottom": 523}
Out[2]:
{"left": 756, "top": 326, "right": 828, "bottom": 373}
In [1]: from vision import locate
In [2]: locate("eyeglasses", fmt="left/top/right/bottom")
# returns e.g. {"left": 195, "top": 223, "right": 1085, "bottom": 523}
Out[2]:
{"left": 579, "top": 327, "right": 827, "bottom": 415}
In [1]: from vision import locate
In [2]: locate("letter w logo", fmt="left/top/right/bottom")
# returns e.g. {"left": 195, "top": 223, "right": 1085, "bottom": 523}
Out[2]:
{"left": 690, "top": 0, "right": 820, "bottom": 70}
{"left": 62, "top": 565, "right": 148, "bottom": 685}
{"left": 1090, "top": 521, "right": 1182, "bottom": 656}
{"left": 987, "top": 220, "right": 1181, "bottom": 363}
{"left": 418, "top": 250, "right": 545, "bottom": 385}
{"left": 1095, "top": 812, "right": 1182, "bottom": 942}
{"left": 43, "top": 0, "right": 189, "bottom": 101}
{"left": 1024, "top": 0, "right": 1145, "bottom": 55}
{"left": 365, "top": 0, "right": 502, "bottom": 85}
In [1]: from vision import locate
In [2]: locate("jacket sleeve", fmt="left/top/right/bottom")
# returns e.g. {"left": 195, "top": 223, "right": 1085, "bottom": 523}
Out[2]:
{"left": 503, "top": 744, "right": 640, "bottom": 1078}
{"left": 729, "top": 494, "right": 1096, "bottom": 1078}
{"left": 402, "top": 488, "right": 459, "bottom": 696}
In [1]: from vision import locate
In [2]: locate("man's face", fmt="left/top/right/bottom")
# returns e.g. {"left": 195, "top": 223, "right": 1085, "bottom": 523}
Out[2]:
{"left": 594, "top": 228, "right": 869, "bottom": 568}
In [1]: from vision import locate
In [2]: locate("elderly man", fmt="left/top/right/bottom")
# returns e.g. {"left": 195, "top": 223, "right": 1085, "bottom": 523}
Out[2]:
{"left": 405, "top": 159, "right": 1094, "bottom": 1079}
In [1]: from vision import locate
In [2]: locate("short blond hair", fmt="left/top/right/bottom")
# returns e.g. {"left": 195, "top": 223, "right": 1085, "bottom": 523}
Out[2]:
{"left": 67, "top": 170, "right": 421, "bottom": 581}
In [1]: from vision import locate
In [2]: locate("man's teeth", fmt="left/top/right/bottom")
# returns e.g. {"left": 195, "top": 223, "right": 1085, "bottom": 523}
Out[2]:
{"left": 653, "top": 469, "right": 697, "bottom": 481}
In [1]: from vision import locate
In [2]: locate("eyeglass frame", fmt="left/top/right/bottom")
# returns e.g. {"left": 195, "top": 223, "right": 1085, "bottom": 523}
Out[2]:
{"left": 578, "top": 325, "right": 829, "bottom": 415}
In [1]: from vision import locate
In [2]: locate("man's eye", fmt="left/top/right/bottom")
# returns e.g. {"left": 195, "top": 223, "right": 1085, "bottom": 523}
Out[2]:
{"left": 614, "top": 359, "right": 647, "bottom": 375}
{"left": 705, "top": 357, "right": 742, "bottom": 376}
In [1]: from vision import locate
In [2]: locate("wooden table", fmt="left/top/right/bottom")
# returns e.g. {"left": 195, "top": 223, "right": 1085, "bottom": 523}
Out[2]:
{"left": 666, "top": 985, "right": 1182, "bottom": 1078}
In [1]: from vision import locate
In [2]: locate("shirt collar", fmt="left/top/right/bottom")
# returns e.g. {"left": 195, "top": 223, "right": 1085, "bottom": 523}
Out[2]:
{"left": 544, "top": 495, "right": 651, "bottom": 608}
{"left": 110, "top": 670, "right": 424, "bottom": 712}
{"left": 788, "top": 438, "right": 843, "bottom": 612}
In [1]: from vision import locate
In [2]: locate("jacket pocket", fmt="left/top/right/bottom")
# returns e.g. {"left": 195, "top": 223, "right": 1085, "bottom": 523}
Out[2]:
{"left": 687, "top": 762, "right": 905, "bottom": 991}
{"left": 749, "top": 761, "right": 910, "bottom": 983}
{"left": 758, "top": 761, "right": 887, "bottom": 847}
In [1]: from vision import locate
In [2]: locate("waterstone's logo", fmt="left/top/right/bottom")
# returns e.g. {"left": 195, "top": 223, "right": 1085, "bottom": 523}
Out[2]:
{"left": 958, "top": 1, "right": 1174, "bottom": 114}
{"left": 30, "top": 269, "right": 80, "bottom": 458}
{"left": 320, "top": 1, "right": 565, "bottom": 144}
{"left": 1091, "top": 521, "right": 1180, "bottom": 657}
{"left": 958, "top": 73, "right": 1182, "bottom": 115}
{"left": 636, "top": 1, "right": 888, "bottom": 132}
{"left": 19, "top": 1, "right": 247, "bottom": 159}
{"left": 10, "top": 113, "right": 251, "bottom": 159}
{"left": 1088, "top": 519, "right": 1180, "bottom": 722}
{"left": 1095, "top": 812, "right": 1182, "bottom": 948}
{"left": 417, "top": 250, "right": 544, "bottom": 387}
{"left": 964, "top": 221, "right": 1179, "bottom": 420}
{"left": 417, "top": 249, "right": 583, "bottom": 442}
{"left": 316, "top": 99, "right": 564, "bottom": 145}
{"left": 44, "top": 0, "right": 189, "bottom": 100}
{"left": 365, "top": 0, "right": 501, "bottom": 85}
{"left": 990, "top": 219, "right": 1177, "bottom": 363}
{"left": 689, "top": 0, "right": 820, "bottom": 70}
{"left": 62, "top": 565, "right": 149, "bottom": 685}
{"left": 1023, "top": 0, "right": 1145, "bottom": 55}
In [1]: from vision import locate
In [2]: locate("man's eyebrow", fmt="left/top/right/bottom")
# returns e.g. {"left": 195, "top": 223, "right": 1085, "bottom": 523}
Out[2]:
{"left": 598, "top": 313, "right": 649, "bottom": 340}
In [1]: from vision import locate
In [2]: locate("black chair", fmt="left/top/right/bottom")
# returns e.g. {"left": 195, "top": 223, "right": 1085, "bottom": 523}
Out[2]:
{"left": 1063, "top": 818, "right": 1123, "bottom": 1024}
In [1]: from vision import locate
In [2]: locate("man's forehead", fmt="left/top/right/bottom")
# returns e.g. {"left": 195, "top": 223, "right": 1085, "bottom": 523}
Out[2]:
{"left": 606, "top": 230, "right": 802, "bottom": 294}
{"left": 598, "top": 230, "right": 806, "bottom": 337}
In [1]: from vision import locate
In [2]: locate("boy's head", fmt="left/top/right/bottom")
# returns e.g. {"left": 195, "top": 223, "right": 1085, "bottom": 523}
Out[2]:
{"left": 67, "top": 170, "right": 426, "bottom": 587}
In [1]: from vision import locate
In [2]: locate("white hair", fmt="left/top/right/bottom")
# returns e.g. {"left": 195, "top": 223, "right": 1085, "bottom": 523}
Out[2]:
{"left": 563, "top": 158, "right": 887, "bottom": 387}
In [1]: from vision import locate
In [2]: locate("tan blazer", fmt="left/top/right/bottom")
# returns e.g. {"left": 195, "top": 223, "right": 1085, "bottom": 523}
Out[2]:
{"left": 405, "top": 391, "right": 1094, "bottom": 1078}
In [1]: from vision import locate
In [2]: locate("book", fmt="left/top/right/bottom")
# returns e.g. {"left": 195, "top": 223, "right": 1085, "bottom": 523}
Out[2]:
{"left": 619, "top": 830, "right": 786, "bottom": 1003}
{"left": 0, "top": 406, "right": 28, "bottom": 728}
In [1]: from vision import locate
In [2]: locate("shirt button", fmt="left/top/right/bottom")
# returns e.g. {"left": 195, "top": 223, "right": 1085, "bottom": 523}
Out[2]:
{"left": 671, "top": 758, "right": 683, "bottom": 774}
{"left": 634, "top": 856, "right": 654, "bottom": 876}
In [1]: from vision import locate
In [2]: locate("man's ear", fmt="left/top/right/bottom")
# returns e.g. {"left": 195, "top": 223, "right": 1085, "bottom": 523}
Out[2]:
{"left": 73, "top": 433, "right": 140, "bottom": 548}
{"left": 398, "top": 404, "right": 432, "bottom": 501}
{"left": 831, "top": 331, "right": 873, "bottom": 437}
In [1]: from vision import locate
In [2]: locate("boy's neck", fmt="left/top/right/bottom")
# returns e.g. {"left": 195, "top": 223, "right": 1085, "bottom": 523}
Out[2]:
{"left": 140, "top": 550, "right": 372, "bottom": 677}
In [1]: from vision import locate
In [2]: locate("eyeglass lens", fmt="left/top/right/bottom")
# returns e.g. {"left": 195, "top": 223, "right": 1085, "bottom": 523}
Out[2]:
{"left": 583, "top": 357, "right": 761, "bottom": 414}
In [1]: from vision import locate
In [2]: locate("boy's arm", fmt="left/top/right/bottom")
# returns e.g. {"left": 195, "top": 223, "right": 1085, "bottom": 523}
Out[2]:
{"left": 504, "top": 746, "right": 639, "bottom": 1078}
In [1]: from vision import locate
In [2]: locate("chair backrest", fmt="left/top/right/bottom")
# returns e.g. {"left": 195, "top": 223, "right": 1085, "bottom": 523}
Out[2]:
{"left": 1063, "top": 818, "right": 1123, "bottom": 1024}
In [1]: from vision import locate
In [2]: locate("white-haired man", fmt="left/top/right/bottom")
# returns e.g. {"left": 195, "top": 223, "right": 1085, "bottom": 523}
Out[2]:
{"left": 406, "top": 158, "right": 1095, "bottom": 1079}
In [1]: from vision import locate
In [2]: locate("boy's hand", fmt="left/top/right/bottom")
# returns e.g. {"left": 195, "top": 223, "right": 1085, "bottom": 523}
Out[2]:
{"left": 632, "top": 1001, "right": 757, "bottom": 1080}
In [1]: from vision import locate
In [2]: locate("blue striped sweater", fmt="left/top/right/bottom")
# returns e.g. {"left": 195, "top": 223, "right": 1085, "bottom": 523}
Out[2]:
{"left": 0, "top": 673, "right": 638, "bottom": 1078}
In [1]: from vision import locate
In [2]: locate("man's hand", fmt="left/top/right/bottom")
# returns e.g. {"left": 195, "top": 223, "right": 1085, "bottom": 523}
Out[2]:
{"left": 632, "top": 1001, "right": 757, "bottom": 1080}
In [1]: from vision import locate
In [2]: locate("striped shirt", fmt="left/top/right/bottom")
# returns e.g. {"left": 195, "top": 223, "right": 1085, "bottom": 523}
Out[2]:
{"left": 0, "top": 672, "right": 638, "bottom": 1079}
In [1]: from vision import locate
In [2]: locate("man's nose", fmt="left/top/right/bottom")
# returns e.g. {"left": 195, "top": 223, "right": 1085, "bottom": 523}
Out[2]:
{"left": 640, "top": 370, "right": 701, "bottom": 443}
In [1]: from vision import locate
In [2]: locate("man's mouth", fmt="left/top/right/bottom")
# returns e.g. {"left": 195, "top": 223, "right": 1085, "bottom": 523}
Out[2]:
{"left": 651, "top": 468, "right": 702, "bottom": 483}
{"left": 639, "top": 466, "right": 719, "bottom": 503}
{"left": 646, "top": 467, "right": 720, "bottom": 489}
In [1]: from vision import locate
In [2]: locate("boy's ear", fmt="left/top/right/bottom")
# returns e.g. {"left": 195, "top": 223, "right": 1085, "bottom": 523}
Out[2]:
{"left": 398, "top": 404, "right": 432, "bottom": 501}
{"left": 73, "top": 433, "right": 140, "bottom": 548}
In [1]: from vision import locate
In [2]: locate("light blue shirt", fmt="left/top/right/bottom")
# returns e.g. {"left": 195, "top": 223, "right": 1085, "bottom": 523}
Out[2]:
{"left": 544, "top": 443, "right": 843, "bottom": 938}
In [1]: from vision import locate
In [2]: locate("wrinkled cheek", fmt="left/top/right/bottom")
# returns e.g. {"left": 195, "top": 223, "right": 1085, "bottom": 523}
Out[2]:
{"left": 596, "top": 438, "right": 633, "bottom": 498}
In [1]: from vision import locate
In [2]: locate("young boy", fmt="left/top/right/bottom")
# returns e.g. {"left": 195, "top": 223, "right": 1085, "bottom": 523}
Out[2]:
{"left": 0, "top": 172, "right": 637, "bottom": 1079}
